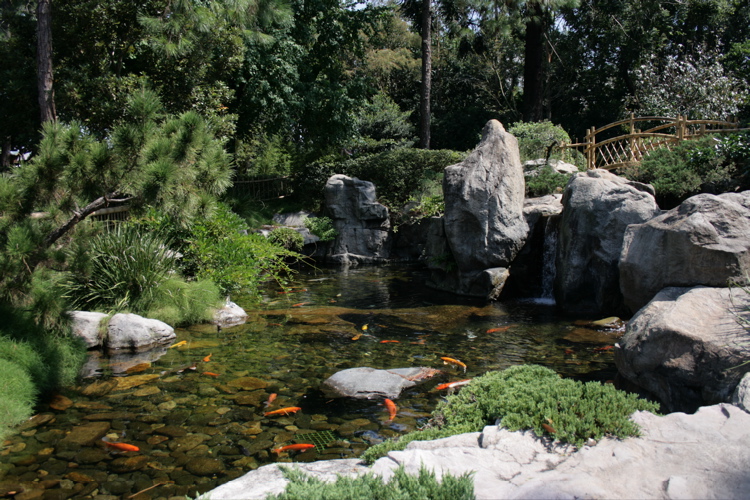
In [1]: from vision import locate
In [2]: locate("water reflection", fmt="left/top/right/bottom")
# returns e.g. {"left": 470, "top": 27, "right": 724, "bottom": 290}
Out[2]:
{"left": 0, "top": 264, "right": 622, "bottom": 499}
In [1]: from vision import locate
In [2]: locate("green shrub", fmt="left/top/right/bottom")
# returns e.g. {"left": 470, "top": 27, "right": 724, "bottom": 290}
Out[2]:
{"left": 0, "top": 358, "right": 37, "bottom": 440}
{"left": 268, "top": 227, "right": 305, "bottom": 251}
{"left": 266, "top": 465, "right": 474, "bottom": 500}
{"left": 509, "top": 121, "right": 580, "bottom": 166}
{"left": 293, "top": 149, "right": 466, "bottom": 211}
{"left": 621, "top": 134, "right": 745, "bottom": 207}
{"left": 145, "top": 278, "right": 221, "bottom": 326}
{"left": 363, "top": 365, "right": 659, "bottom": 464}
{"left": 525, "top": 166, "right": 572, "bottom": 197}
{"left": 304, "top": 216, "right": 338, "bottom": 242}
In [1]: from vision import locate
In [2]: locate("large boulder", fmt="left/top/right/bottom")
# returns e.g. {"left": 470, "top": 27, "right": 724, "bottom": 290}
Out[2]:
{"left": 443, "top": 120, "right": 528, "bottom": 272}
{"left": 69, "top": 311, "right": 109, "bottom": 348}
{"left": 620, "top": 191, "right": 750, "bottom": 313}
{"left": 322, "top": 367, "right": 441, "bottom": 399}
{"left": 555, "top": 170, "right": 660, "bottom": 316}
{"left": 615, "top": 286, "right": 750, "bottom": 413}
{"left": 105, "top": 313, "right": 175, "bottom": 352}
{"left": 324, "top": 175, "right": 391, "bottom": 264}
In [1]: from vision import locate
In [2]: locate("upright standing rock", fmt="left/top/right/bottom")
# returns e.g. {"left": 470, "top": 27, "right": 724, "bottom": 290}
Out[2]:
{"left": 555, "top": 170, "right": 660, "bottom": 316}
{"left": 620, "top": 191, "right": 750, "bottom": 314}
{"left": 437, "top": 120, "right": 528, "bottom": 298}
{"left": 443, "top": 120, "right": 528, "bottom": 271}
{"left": 325, "top": 174, "right": 391, "bottom": 265}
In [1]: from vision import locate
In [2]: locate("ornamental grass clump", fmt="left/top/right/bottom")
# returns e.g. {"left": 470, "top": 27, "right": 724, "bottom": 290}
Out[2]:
{"left": 362, "top": 365, "right": 660, "bottom": 464}
{"left": 266, "top": 465, "right": 474, "bottom": 500}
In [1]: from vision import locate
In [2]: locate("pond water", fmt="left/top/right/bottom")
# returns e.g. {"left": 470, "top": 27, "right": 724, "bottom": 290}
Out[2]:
{"left": 0, "top": 264, "right": 624, "bottom": 499}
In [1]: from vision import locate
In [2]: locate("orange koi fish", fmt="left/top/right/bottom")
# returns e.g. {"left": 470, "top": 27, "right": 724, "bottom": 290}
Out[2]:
{"left": 292, "top": 302, "right": 311, "bottom": 307}
{"left": 379, "top": 340, "right": 400, "bottom": 343}
{"left": 102, "top": 440, "right": 140, "bottom": 452}
{"left": 486, "top": 326, "right": 511, "bottom": 334}
{"left": 264, "top": 393, "right": 277, "bottom": 407}
{"left": 594, "top": 345, "right": 615, "bottom": 352}
{"left": 384, "top": 398, "right": 397, "bottom": 421}
{"left": 351, "top": 333, "right": 363, "bottom": 341}
{"left": 264, "top": 406, "right": 301, "bottom": 417}
{"left": 434, "top": 379, "right": 472, "bottom": 391}
{"left": 203, "top": 353, "right": 213, "bottom": 362}
{"left": 272, "top": 443, "right": 315, "bottom": 454}
{"left": 440, "top": 357, "right": 467, "bottom": 373}
{"left": 169, "top": 340, "right": 188, "bottom": 349}
{"left": 203, "top": 372, "right": 220, "bottom": 377}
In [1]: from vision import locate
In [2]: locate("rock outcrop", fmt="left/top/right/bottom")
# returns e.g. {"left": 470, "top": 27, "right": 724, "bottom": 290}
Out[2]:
{"left": 555, "top": 170, "right": 660, "bottom": 316}
{"left": 201, "top": 403, "right": 750, "bottom": 500}
{"left": 431, "top": 120, "right": 528, "bottom": 298}
{"left": 105, "top": 313, "right": 175, "bottom": 351}
{"left": 213, "top": 299, "right": 248, "bottom": 328}
{"left": 70, "top": 311, "right": 176, "bottom": 352}
{"left": 324, "top": 175, "right": 392, "bottom": 265}
{"left": 620, "top": 191, "right": 750, "bottom": 314}
{"left": 322, "top": 367, "right": 441, "bottom": 399}
{"left": 615, "top": 286, "right": 750, "bottom": 412}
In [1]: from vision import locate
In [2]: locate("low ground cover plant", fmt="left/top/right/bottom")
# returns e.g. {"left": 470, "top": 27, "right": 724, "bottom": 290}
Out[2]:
{"left": 362, "top": 364, "right": 660, "bottom": 464}
{"left": 266, "top": 465, "right": 474, "bottom": 500}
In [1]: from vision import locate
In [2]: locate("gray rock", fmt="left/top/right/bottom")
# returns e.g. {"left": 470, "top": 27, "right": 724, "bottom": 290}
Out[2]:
{"left": 555, "top": 169, "right": 660, "bottom": 316}
{"left": 324, "top": 175, "right": 391, "bottom": 264}
{"left": 272, "top": 211, "right": 313, "bottom": 227}
{"left": 105, "top": 313, "right": 175, "bottom": 352}
{"left": 443, "top": 120, "right": 528, "bottom": 273}
{"left": 198, "top": 459, "right": 369, "bottom": 500}
{"left": 68, "top": 311, "right": 108, "bottom": 348}
{"left": 213, "top": 299, "right": 248, "bottom": 328}
{"left": 322, "top": 367, "right": 440, "bottom": 399}
{"left": 732, "top": 372, "right": 750, "bottom": 412}
{"left": 620, "top": 191, "right": 750, "bottom": 314}
{"left": 202, "top": 404, "right": 750, "bottom": 500}
{"left": 615, "top": 286, "right": 750, "bottom": 412}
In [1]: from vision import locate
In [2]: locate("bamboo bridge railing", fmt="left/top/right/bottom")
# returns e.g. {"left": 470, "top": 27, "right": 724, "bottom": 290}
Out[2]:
{"left": 562, "top": 115, "right": 746, "bottom": 171}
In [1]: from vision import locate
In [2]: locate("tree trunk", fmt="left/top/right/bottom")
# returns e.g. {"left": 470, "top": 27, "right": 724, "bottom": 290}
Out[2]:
{"left": 522, "top": 3, "right": 545, "bottom": 122}
{"left": 37, "top": 0, "right": 57, "bottom": 124}
{"left": 419, "top": 0, "right": 432, "bottom": 149}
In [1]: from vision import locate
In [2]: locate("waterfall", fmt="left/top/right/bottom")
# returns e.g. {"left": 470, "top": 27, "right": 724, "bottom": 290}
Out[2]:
{"left": 539, "top": 216, "right": 558, "bottom": 304}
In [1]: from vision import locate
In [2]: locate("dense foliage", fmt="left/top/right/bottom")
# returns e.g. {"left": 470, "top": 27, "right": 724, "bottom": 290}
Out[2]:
{"left": 267, "top": 466, "right": 474, "bottom": 500}
{"left": 362, "top": 365, "right": 660, "bottom": 463}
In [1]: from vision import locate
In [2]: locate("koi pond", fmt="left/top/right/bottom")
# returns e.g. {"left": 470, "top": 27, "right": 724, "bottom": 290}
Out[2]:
{"left": 0, "top": 264, "right": 624, "bottom": 499}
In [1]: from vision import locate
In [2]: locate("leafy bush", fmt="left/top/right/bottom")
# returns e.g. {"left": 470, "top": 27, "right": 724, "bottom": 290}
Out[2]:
{"left": 621, "top": 134, "right": 748, "bottom": 207}
{"left": 268, "top": 227, "right": 305, "bottom": 251}
{"left": 266, "top": 466, "right": 474, "bottom": 500}
{"left": 304, "top": 216, "right": 338, "bottom": 242}
{"left": 363, "top": 365, "right": 659, "bottom": 463}
{"left": 509, "top": 121, "right": 581, "bottom": 166}
{"left": 525, "top": 166, "right": 572, "bottom": 197}
{"left": 0, "top": 358, "right": 36, "bottom": 440}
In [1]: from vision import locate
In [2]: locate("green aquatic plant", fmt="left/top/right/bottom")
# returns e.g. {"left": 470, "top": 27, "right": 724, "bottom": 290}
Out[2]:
{"left": 266, "top": 465, "right": 474, "bottom": 500}
{"left": 304, "top": 216, "right": 338, "bottom": 242}
{"left": 363, "top": 364, "right": 660, "bottom": 464}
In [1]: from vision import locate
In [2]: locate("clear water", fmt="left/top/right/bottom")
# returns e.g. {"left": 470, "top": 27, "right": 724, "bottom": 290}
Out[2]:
{"left": 0, "top": 264, "right": 622, "bottom": 499}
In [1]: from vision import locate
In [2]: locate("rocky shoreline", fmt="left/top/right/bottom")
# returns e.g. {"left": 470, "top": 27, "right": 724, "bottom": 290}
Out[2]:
{"left": 202, "top": 402, "right": 750, "bottom": 500}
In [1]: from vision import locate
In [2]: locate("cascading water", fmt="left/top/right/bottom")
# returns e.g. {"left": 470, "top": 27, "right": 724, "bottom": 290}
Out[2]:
{"left": 539, "top": 216, "right": 558, "bottom": 304}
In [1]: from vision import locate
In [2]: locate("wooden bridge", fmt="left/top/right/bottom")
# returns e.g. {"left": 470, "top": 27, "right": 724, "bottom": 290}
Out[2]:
{"left": 562, "top": 115, "right": 746, "bottom": 171}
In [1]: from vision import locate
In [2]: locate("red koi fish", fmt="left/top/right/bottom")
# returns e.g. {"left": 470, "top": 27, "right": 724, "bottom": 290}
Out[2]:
{"left": 379, "top": 340, "right": 400, "bottom": 343}
{"left": 265, "top": 393, "right": 277, "bottom": 407}
{"left": 273, "top": 443, "right": 315, "bottom": 454}
{"left": 440, "top": 356, "right": 467, "bottom": 373}
{"left": 264, "top": 406, "right": 301, "bottom": 417}
{"left": 594, "top": 345, "right": 615, "bottom": 352}
{"left": 102, "top": 440, "right": 140, "bottom": 452}
{"left": 292, "top": 302, "right": 311, "bottom": 307}
{"left": 486, "top": 326, "right": 511, "bottom": 334}
{"left": 434, "top": 379, "right": 472, "bottom": 391}
{"left": 203, "top": 353, "right": 213, "bottom": 362}
{"left": 203, "top": 372, "right": 220, "bottom": 377}
{"left": 384, "top": 398, "right": 397, "bottom": 421}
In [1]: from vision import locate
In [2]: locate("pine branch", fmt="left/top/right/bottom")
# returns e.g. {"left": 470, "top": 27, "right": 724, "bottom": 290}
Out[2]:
{"left": 44, "top": 193, "right": 134, "bottom": 247}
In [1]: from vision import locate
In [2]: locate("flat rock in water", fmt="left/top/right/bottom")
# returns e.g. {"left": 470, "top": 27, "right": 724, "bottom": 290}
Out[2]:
{"left": 322, "top": 367, "right": 439, "bottom": 399}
